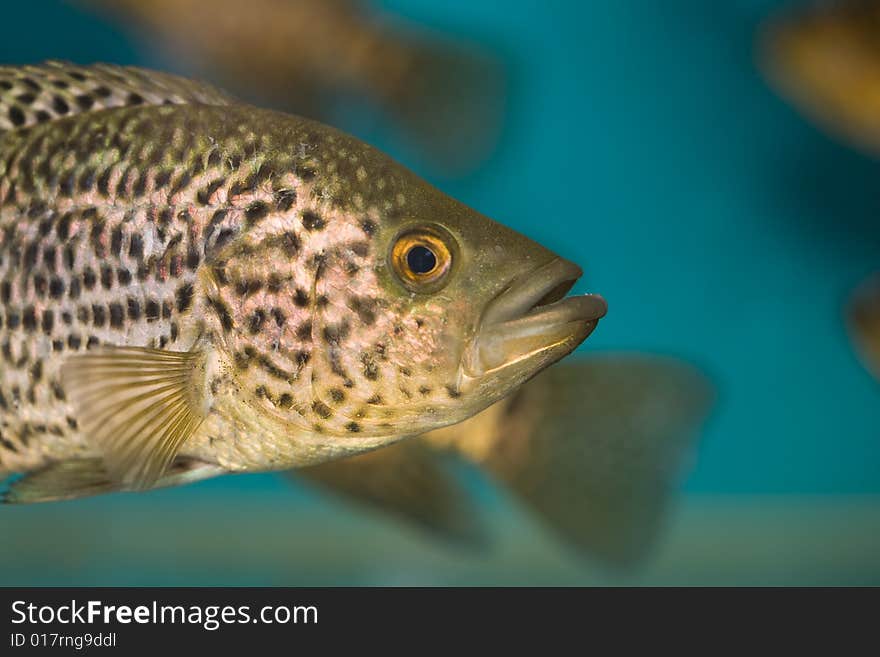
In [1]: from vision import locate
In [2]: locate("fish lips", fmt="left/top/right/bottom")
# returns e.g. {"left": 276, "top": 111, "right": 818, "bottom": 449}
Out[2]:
{"left": 469, "top": 258, "right": 607, "bottom": 376}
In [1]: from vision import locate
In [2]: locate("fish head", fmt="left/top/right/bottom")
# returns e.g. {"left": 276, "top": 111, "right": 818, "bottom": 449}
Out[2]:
{"left": 370, "top": 186, "right": 609, "bottom": 433}
{"left": 206, "top": 119, "right": 606, "bottom": 448}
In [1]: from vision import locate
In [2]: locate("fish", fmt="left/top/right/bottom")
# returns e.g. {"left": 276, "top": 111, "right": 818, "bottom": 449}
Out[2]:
{"left": 848, "top": 274, "right": 880, "bottom": 378}
{"left": 0, "top": 61, "right": 607, "bottom": 504}
{"left": 297, "top": 355, "right": 713, "bottom": 566}
{"left": 71, "top": 0, "right": 506, "bottom": 172}
{"left": 759, "top": 0, "right": 880, "bottom": 154}
{"left": 759, "top": 2, "right": 880, "bottom": 378}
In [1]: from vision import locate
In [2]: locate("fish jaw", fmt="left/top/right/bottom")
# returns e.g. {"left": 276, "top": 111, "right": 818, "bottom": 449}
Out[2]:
{"left": 461, "top": 257, "right": 607, "bottom": 392}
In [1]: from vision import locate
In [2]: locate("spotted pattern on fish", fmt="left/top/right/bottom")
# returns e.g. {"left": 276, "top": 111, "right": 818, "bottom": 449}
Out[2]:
{"left": 0, "top": 61, "right": 233, "bottom": 135}
{"left": 0, "top": 95, "right": 443, "bottom": 474}
{"left": 0, "top": 63, "right": 595, "bottom": 488}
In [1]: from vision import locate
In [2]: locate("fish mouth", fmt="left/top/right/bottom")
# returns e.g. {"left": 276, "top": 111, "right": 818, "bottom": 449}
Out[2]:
{"left": 468, "top": 258, "right": 607, "bottom": 376}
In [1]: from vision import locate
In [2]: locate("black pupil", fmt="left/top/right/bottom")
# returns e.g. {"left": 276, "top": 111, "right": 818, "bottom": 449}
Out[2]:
{"left": 406, "top": 245, "right": 437, "bottom": 274}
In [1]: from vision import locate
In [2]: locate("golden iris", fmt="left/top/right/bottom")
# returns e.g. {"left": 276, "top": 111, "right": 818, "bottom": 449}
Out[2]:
{"left": 390, "top": 229, "right": 453, "bottom": 291}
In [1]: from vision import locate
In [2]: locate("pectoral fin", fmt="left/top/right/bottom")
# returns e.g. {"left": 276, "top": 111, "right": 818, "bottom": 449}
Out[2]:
{"left": 61, "top": 346, "right": 208, "bottom": 490}
{"left": 424, "top": 354, "right": 714, "bottom": 566}
{"left": 295, "top": 441, "right": 484, "bottom": 544}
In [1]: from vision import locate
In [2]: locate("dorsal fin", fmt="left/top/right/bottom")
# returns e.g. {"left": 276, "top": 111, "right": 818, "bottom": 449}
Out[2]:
{"left": 0, "top": 61, "right": 234, "bottom": 135}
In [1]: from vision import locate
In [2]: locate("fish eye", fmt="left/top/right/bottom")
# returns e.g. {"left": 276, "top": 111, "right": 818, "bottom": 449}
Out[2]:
{"left": 390, "top": 228, "right": 454, "bottom": 292}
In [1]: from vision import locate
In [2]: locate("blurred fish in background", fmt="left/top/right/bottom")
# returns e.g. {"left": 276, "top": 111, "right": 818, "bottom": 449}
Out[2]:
{"left": 300, "top": 356, "right": 713, "bottom": 566}
{"left": 760, "top": 0, "right": 880, "bottom": 379}
{"left": 759, "top": 0, "right": 880, "bottom": 155}
{"left": 70, "top": 0, "right": 506, "bottom": 174}
{"left": 849, "top": 276, "right": 880, "bottom": 379}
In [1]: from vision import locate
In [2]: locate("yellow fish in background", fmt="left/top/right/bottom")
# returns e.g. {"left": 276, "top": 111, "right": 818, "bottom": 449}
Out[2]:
{"left": 760, "top": 1, "right": 880, "bottom": 379}
{"left": 298, "top": 355, "right": 713, "bottom": 566}
{"left": 759, "top": 0, "right": 880, "bottom": 154}
{"left": 71, "top": 0, "right": 506, "bottom": 173}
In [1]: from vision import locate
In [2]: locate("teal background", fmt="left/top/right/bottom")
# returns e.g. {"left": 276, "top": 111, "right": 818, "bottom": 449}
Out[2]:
{"left": 1, "top": 0, "right": 878, "bottom": 584}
